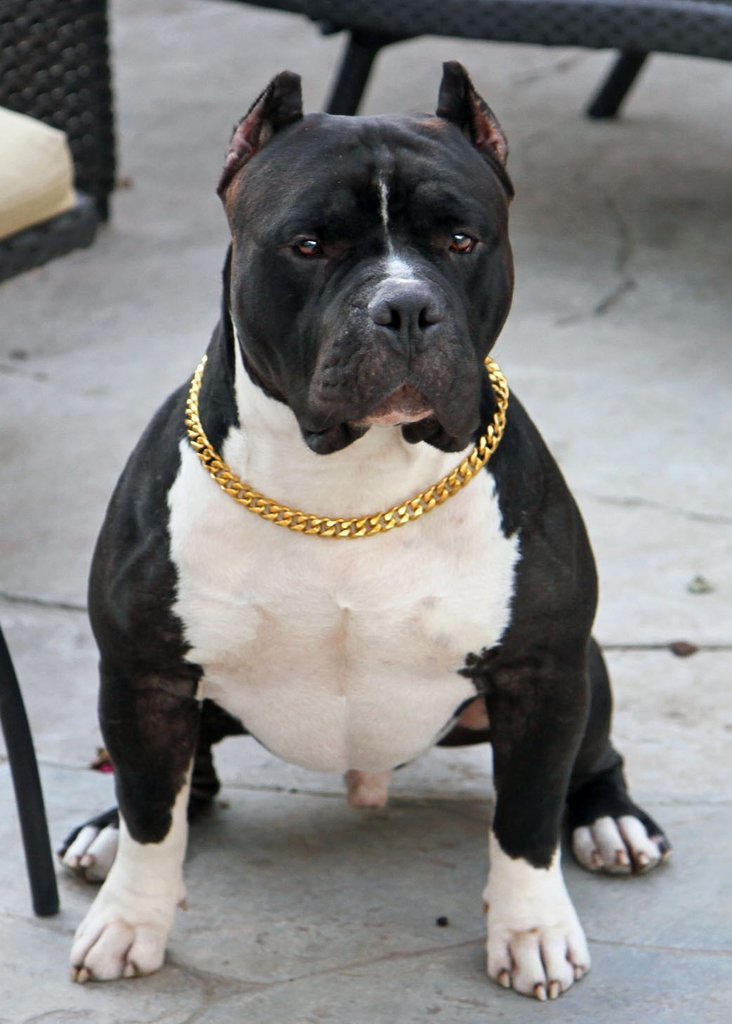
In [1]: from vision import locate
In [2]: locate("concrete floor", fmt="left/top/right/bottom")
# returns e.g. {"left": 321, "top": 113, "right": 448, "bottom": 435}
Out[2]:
{"left": 1, "top": 1, "right": 731, "bottom": 1020}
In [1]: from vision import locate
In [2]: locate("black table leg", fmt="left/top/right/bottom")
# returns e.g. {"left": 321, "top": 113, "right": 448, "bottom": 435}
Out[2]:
{"left": 0, "top": 626, "right": 59, "bottom": 916}
{"left": 324, "top": 30, "right": 397, "bottom": 115}
{"left": 587, "top": 51, "right": 649, "bottom": 119}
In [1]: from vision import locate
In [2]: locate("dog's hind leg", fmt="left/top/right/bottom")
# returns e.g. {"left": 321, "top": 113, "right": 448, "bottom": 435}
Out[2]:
{"left": 188, "top": 699, "right": 246, "bottom": 818}
{"left": 566, "top": 638, "right": 671, "bottom": 874}
{"left": 70, "top": 666, "right": 199, "bottom": 983}
{"left": 59, "top": 807, "right": 120, "bottom": 882}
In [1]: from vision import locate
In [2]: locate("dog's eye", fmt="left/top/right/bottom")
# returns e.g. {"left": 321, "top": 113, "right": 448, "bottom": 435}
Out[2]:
{"left": 449, "top": 233, "right": 477, "bottom": 254}
{"left": 293, "top": 238, "right": 323, "bottom": 258}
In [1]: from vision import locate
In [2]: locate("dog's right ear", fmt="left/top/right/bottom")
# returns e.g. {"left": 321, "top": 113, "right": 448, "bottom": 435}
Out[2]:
{"left": 436, "top": 62, "right": 508, "bottom": 167}
{"left": 217, "top": 71, "right": 303, "bottom": 199}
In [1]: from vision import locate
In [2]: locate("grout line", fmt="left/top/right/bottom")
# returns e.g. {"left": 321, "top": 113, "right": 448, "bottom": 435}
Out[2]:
{"left": 588, "top": 936, "right": 732, "bottom": 958}
{"left": 603, "top": 642, "right": 732, "bottom": 653}
{"left": 601, "top": 643, "right": 732, "bottom": 651}
{"left": 21, "top": 759, "right": 732, "bottom": 809}
{"left": 581, "top": 491, "right": 732, "bottom": 526}
{"left": 172, "top": 935, "right": 487, "bottom": 994}
{"left": 0, "top": 590, "right": 87, "bottom": 613}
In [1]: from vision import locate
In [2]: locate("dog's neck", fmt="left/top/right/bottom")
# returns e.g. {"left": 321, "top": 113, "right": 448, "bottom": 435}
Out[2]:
{"left": 227, "top": 328, "right": 472, "bottom": 520}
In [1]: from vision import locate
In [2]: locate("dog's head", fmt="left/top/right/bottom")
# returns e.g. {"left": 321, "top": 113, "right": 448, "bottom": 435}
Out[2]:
{"left": 218, "top": 63, "right": 514, "bottom": 455}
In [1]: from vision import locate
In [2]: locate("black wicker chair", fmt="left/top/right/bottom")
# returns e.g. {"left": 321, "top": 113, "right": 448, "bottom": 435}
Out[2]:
{"left": 0, "top": 0, "right": 116, "bottom": 282}
{"left": 231, "top": 1, "right": 732, "bottom": 116}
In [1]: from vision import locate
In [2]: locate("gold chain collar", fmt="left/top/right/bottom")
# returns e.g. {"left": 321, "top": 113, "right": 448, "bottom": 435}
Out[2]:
{"left": 184, "top": 354, "right": 509, "bottom": 539}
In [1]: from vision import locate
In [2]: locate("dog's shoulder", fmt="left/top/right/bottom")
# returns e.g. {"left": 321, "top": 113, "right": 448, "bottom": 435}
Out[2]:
{"left": 485, "top": 387, "right": 599, "bottom": 656}
{"left": 88, "top": 324, "right": 236, "bottom": 667}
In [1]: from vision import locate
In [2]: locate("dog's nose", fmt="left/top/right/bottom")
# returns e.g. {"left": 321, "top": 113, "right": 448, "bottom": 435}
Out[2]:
{"left": 368, "top": 281, "right": 444, "bottom": 353}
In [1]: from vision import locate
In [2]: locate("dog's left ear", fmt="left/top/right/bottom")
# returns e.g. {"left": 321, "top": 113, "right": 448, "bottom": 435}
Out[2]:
{"left": 218, "top": 70, "right": 303, "bottom": 199}
{"left": 436, "top": 62, "right": 508, "bottom": 168}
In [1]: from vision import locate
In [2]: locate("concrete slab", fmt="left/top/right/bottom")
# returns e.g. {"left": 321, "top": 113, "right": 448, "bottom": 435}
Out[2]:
{"left": 188, "top": 946, "right": 732, "bottom": 1024}
{"left": 1, "top": 766, "right": 730, "bottom": 1023}
{"left": 0, "top": 0, "right": 730, "bottom": 1020}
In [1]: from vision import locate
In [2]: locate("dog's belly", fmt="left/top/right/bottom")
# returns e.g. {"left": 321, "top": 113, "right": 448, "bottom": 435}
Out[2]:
{"left": 168, "top": 436, "right": 518, "bottom": 773}
{"left": 201, "top": 613, "right": 482, "bottom": 772}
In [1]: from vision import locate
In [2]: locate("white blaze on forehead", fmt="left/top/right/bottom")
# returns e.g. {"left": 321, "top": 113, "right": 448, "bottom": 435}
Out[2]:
{"left": 378, "top": 174, "right": 391, "bottom": 246}
{"left": 377, "top": 173, "right": 418, "bottom": 282}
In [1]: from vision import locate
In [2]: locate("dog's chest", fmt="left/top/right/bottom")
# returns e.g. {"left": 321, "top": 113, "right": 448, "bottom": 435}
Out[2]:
{"left": 168, "top": 430, "right": 518, "bottom": 774}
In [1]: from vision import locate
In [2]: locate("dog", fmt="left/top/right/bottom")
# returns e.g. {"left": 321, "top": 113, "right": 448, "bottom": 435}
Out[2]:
{"left": 62, "top": 63, "right": 670, "bottom": 999}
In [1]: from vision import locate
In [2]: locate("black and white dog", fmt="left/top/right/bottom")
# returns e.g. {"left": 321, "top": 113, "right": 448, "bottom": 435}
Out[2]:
{"left": 63, "top": 64, "right": 669, "bottom": 999}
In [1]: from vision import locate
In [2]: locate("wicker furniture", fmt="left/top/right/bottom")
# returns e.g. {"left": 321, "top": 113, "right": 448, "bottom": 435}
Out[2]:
{"left": 0, "top": 0, "right": 117, "bottom": 911}
{"left": 0, "top": 0, "right": 115, "bottom": 282}
{"left": 233, "top": 1, "right": 732, "bottom": 115}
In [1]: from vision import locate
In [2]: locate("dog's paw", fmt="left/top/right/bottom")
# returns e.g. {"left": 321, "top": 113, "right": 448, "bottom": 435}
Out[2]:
{"left": 572, "top": 815, "right": 671, "bottom": 875}
{"left": 70, "top": 880, "right": 180, "bottom": 983}
{"left": 344, "top": 769, "right": 391, "bottom": 808}
{"left": 484, "top": 835, "right": 590, "bottom": 1000}
{"left": 70, "top": 839, "right": 185, "bottom": 984}
{"left": 487, "top": 919, "right": 590, "bottom": 1000}
{"left": 60, "top": 824, "right": 119, "bottom": 883}
{"left": 71, "top": 912, "right": 168, "bottom": 982}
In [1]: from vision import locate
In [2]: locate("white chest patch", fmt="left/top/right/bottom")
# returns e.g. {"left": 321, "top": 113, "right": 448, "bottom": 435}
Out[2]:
{"left": 168, "top": 358, "right": 519, "bottom": 774}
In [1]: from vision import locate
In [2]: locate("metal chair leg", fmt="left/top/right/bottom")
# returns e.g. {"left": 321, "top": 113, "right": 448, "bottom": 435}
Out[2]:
{"left": 324, "top": 31, "right": 394, "bottom": 115}
{"left": 0, "top": 626, "right": 59, "bottom": 916}
{"left": 587, "top": 51, "right": 649, "bottom": 119}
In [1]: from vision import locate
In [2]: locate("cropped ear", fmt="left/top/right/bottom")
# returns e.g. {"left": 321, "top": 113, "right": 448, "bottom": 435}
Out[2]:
{"left": 217, "top": 70, "right": 303, "bottom": 199}
{"left": 436, "top": 62, "right": 508, "bottom": 168}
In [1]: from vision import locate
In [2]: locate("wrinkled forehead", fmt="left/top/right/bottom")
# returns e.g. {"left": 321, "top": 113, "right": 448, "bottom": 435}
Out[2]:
{"left": 229, "top": 112, "right": 507, "bottom": 235}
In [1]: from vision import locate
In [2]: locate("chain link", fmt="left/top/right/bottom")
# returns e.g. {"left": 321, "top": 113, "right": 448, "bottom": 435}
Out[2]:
{"left": 185, "top": 354, "right": 509, "bottom": 539}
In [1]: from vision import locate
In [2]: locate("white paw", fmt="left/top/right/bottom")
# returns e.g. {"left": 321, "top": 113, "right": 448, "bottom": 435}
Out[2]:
{"left": 484, "top": 835, "right": 590, "bottom": 1000}
{"left": 487, "top": 918, "right": 590, "bottom": 1000}
{"left": 70, "top": 790, "right": 189, "bottom": 983}
{"left": 70, "top": 865, "right": 183, "bottom": 983}
{"left": 344, "top": 769, "right": 391, "bottom": 808}
{"left": 70, "top": 910, "right": 169, "bottom": 982}
{"left": 61, "top": 824, "right": 119, "bottom": 882}
{"left": 572, "top": 815, "right": 669, "bottom": 875}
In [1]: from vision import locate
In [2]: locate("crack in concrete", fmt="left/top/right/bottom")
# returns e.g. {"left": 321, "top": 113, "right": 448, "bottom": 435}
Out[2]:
{"left": 647, "top": 797, "right": 732, "bottom": 807}
{"left": 604, "top": 642, "right": 732, "bottom": 653}
{"left": 588, "top": 936, "right": 732, "bottom": 958}
{"left": 0, "top": 360, "right": 49, "bottom": 383}
{"left": 593, "top": 196, "right": 637, "bottom": 316}
{"left": 167, "top": 957, "right": 264, "bottom": 995}
{"left": 21, "top": 1010, "right": 182, "bottom": 1024}
{"left": 557, "top": 194, "right": 638, "bottom": 325}
{"left": 166, "top": 930, "right": 732, "bottom": 1005}
{"left": 589, "top": 193, "right": 634, "bottom": 317}
{"left": 20, "top": 1012, "right": 92, "bottom": 1024}
{"left": 164, "top": 957, "right": 262, "bottom": 1023}
{"left": 168, "top": 935, "right": 485, "bottom": 1008}
{"left": 23, "top": 758, "right": 732, "bottom": 809}
{"left": 606, "top": 195, "right": 634, "bottom": 275}
{"left": 0, "top": 590, "right": 87, "bottom": 613}
{"left": 215, "top": 783, "right": 492, "bottom": 806}
{"left": 176, "top": 1006, "right": 233, "bottom": 1024}
{"left": 582, "top": 492, "right": 732, "bottom": 526}
{"left": 512, "top": 54, "right": 585, "bottom": 85}
{"left": 220, "top": 782, "right": 344, "bottom": 800}
{"left": 593, "top": 275, "right": 636, "bottom": 315}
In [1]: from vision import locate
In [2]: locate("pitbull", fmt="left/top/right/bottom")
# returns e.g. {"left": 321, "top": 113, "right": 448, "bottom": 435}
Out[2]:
{"left": 63, "top": 63, "right": 670, "bottom": 999}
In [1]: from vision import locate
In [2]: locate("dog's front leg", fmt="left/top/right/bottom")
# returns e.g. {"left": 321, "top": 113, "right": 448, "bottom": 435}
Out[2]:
{"left": 70, "top": 668, "right": 200, "bottom": 983}
{"left": 482, "top": 656, "right": 591, "bottom": 1001}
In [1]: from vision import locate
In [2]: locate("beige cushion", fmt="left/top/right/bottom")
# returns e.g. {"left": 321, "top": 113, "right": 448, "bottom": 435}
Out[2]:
{"left": 0, "top": 107, "right": 76, "bottom": 241}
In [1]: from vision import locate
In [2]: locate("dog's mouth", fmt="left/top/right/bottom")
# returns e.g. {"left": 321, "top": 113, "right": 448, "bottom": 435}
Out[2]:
{"left": 353, "top": 384, "right": 434, "bottom": 428}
